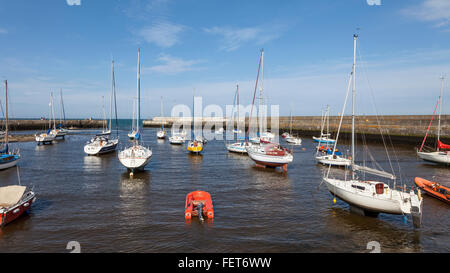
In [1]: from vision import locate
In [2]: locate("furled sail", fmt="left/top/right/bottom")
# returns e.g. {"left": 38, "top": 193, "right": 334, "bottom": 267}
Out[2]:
{"left": 352, "top": 164, "right": 396, "bottom": 180}
{"left": 437, "top": 140, "right": 450, "bottom": 150}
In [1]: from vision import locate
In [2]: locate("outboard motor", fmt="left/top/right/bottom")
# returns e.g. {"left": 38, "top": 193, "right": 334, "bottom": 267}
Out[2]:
{"left": 196, "top": 202, "right": 204, "bottom": 222}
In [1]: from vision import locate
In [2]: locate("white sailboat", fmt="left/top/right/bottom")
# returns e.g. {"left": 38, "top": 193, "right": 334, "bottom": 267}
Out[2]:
{"left": 226, "top": 84, "right": 247, "bottom": 154}
{"left": 84, "top": 60, "right": 119, "bottom": 155}
{"left": 322, "top": 34, "right": 422, "bottom": 228}
{"left": 313, "top": 105, "right": 336, "bottom": 144}
{"left": 118, "top": 49, "right": 152, "bottom": 175}
{"left": 35, "top": 93, "right": 57, "bottom": 145}
{"left": 285, "top": 108, "right": 302, "bottom": 145}
{"left": 156, "top": 96, "right": 167, "bottom": 139}
{"left": 52, "top": 89, "right": 68, "bottom": 138}
{"left": 0, "top": 80, "right": 21, "bottom": 170}
{"left": 248, "top": 50, "right": 274, "bottom": 144}
{"left": 416, "top": 76, "right": 450, "bottom": 164}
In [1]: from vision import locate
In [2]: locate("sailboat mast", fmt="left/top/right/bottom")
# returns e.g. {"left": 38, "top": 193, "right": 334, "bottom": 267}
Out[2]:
{"left": 160, "top": 96, "right": 164, "bottom": 130}
{"left": 351, "top": 34, "right": 357, "bottom": 179}
{"left": 51, "top": 92, "right": 56, "bottom": 130}
{"left": 110, "top": 60, "right": 114, "bottom": 132}
{"left": 60, "top": 89, "right": 66, "bottom": 127}
{"left": 137, "top": 48, "right": 141, "bottom": 135}
{"left": 5, "top": 80, "right": 8, "bottom": 144}
{"left": 237, "top": 84, "right": 239, "bottom": 131}
{"left": 259, "top": 49, "right": 264, "bottom": 136}
{"left": 437, "top": 75, "right": 444, "bottom": 148}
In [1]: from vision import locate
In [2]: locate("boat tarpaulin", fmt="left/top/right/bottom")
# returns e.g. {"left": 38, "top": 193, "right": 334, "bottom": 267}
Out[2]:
{"left": 0, "top": 185, "right": 26, "bottom": 208}
{"left": 437, "top": 140, "right": 450, "bottom": 150}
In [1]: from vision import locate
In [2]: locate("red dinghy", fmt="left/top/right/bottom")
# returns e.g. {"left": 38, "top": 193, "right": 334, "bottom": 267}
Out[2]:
{"left": 0, "top": 185, "right": 36, "bottom": 227}
{"left": 185, "top": 191, "right": 214, "bottom": 221}
{"left": 414, "top": 177, "right": 450, "bottom": 204}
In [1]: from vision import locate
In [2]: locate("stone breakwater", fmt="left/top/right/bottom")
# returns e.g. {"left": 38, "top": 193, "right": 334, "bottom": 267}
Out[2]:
{"left": 143, "top": 115, "right": 450, "bottom": 145}
{"left": 0, "top": 119, "right": 105, "bottom": 130}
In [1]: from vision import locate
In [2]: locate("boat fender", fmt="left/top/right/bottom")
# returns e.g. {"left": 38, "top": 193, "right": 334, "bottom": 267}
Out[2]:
{"left": 333, "top": 197, "right": 336, "bottom": 204}
{"left": 418, "top": 190, "right": 422, "bottom": 201}
{"left": 185, "top": 212, "right": 192, "bottom": 220}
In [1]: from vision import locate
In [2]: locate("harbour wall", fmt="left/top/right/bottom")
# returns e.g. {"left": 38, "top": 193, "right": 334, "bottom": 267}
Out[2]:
{"left": 144, "top": 115, "right": 450, "bottom": 146}
{"left": 0, "top": 119, "right": 105, "bottom": 130}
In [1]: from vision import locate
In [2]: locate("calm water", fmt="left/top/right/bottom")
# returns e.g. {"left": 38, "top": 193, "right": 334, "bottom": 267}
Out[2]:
{"left": 0, "top": 128, "right": 448, "bottom": 253}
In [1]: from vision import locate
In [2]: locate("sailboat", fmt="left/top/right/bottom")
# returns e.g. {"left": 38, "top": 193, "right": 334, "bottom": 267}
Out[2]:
{"left": 245, "top": 49, "right": 293, "bottom": 172}
{"left": 52, "top": 89, "right": 68, "bottom": 138}
{"left": 156, "top": 96, "right": 167, "bottom": 139}
{"left": 187, "top": 91, "right": 206, "bottom": 154}
{"left": 84, "top": 60, "right": 119, "bottom": 155}
{"left": 285, "top": 108, "right": 302, "bottom": 145}
{"left": 118, "top": 49, "right": 152, "bottom": 175}
{"left": 248, "top": 50, "right": 274, "bottom": 144}
{"left": 226, "top": 84, "right": 247, "bottom": 154}
{"left": 322, "top": 34, "right": 422, "bottom": 228}
{"left": 313, "top": 105, "right": 336, "bottom": 144}
{"left": 416, "top": 76, "right": 450, "bottom": 164}
{"left": 35, "top": 92, "right": 57, "bottom": 145}
{"left": 0, "top": 80, "right": 21, "bottom": 170}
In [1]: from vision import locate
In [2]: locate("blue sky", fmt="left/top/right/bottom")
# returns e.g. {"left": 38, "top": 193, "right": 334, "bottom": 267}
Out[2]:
{"left": 1, "top": 0, "right": 450, "bottom": 119}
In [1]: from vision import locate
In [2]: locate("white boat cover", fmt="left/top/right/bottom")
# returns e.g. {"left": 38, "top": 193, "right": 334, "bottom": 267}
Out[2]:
{"left": 0, "top": 185, "right": 26, "bottom": 208}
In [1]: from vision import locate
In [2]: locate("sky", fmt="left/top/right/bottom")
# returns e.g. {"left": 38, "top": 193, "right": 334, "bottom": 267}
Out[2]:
{"left": 1, "top": 0, "right": 450, "bottom": 119}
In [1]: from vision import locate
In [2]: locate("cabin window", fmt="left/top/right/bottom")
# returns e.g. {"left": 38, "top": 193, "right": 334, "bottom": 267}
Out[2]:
{"left": 351, "top": 185, "right": 365, "bottom": 191}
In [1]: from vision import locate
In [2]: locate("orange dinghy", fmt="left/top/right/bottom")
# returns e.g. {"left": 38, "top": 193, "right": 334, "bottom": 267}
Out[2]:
{"left": 414, "top": 177, "right": 450, "bottom": 204}
{"left": 185, "top": 191, "right": 214, "bottom": 221}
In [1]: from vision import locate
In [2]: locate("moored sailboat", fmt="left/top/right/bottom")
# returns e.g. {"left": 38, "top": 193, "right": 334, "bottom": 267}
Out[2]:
{"left": 187, "top": 91, "right": 205, "bottom": 154}
{"left": 322, "top": 34, "right": 423, "bottom": 228}
{"left": 35, "top": 93, "right": 57, "bottom": 145}
{"left": 118, "top": 49, "right": 152, "bottom": 175}
{"left": 417, "top": 76, "right": 450, "bottom": 165}
{"left": 0, "top": 80, "right": 21, "bottom": 170}
{"left": 156, "top": 96, "right": 167, "bottom": 139}
{"left": 84, "top": 60, "right": 119, "bottom": 155}
{"left": 226, "top": 84, "right": 247, "bottom": 154}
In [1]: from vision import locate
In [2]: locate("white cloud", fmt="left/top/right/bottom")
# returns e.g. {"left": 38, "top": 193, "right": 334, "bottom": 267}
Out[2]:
{"left": 137, "top": 21, "right": 185, "bottom": 47}
{"left": 402, "top": 0, "right": 450, "bottom": 28}
{"left": 66, "top": 0, "right": 81, "bottom": 6}
{"left": 146, "top": 54, "right": 204, "bottom": 75}
{"left": 204, "top": 25, "right": 282, "bottom": 52}
{"left": 0, "top": 28, "right": 7, "bottom": 34}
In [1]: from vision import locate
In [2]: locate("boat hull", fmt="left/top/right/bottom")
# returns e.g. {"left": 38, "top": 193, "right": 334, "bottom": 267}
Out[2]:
{"left": 0, "top": 191, "right": 36, "bottom": 227}
{"left": 323, "top": 177, "right": 422, "bottom": 216}
{"left": 417, "top": 151, "right": 450, "bottom": 164}
{"left": 414, "top": 177, "right": 450, "bottom": 204}
{"left": 316, "top": 155, "right": 351, "bottom": 167}
{"left": 286, "top": 137, "right": 302, "bottom": 145}
{"left": 118, "top": 146, "right": 152, "bottom": 172}
{"left": 84, "top": 139, "right": 118, "bottom": 155}
{"left": 313, "top": 136, "right": 336, "bottom": 144}
{"left": 226, "top": 143, "right": 247, "bottom": 154}
{"left": 0, "top": 155, "right": 20, "bottom": 170}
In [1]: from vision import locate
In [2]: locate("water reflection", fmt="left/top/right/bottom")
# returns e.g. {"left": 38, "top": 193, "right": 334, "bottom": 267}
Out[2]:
{"left": 325, "top": 207, "right": 422, "bottom": 253}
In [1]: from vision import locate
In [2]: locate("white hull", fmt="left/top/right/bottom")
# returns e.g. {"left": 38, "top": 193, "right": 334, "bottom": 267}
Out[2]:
{"left": 226, "top": 142, "right": 247, "bottom": 154}
{"left": 286, "top": 137, "right": 302, "bottom": 145}
{"left": 84, "top": 138, "right": 118, "bottom": 155}
{"left": 323, "top": 177, "right": 422, "bottom": 216}
{"left": 316, "top": 155, "right": 351, "bottom": 166}
{"left": 118, "top": 145, "right": 152, "bottom": 171}
{"left": 313, "top": 136, "right": 336, "bottom": 143}
{"left": 35, "top": 133, "right": 56, "bottom": 144}
{"left": 246, "top": 145, "right": 293, "bottom": 167}
{"left": 417, "top": 151, "right": 450, "bottom": 164}
{"left": 157, "top": 130, "right": 166, "bottom": 139}
{"left": 0, "top": 157, "right": 20, "bottom": 170}
{"left": 169, "top": 135, "right": 185, "bottom": 144}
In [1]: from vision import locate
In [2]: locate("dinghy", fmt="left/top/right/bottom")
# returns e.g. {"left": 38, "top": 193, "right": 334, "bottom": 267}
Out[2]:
{"left": 184, "top": 191, "right": 214, "bottom": 221}
{"left": 414, "top": 177, "right": 449, "bottom": 204}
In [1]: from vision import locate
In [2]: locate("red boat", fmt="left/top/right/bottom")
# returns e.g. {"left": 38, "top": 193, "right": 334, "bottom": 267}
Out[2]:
{"left": 185, "top": 191, "right": 214, "bottom": 221}
{"left": 414, "top": 177, "right": 449, "bottom": 204}
{"left": 0, "top": 185, "right": 36, "bottom": 227}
